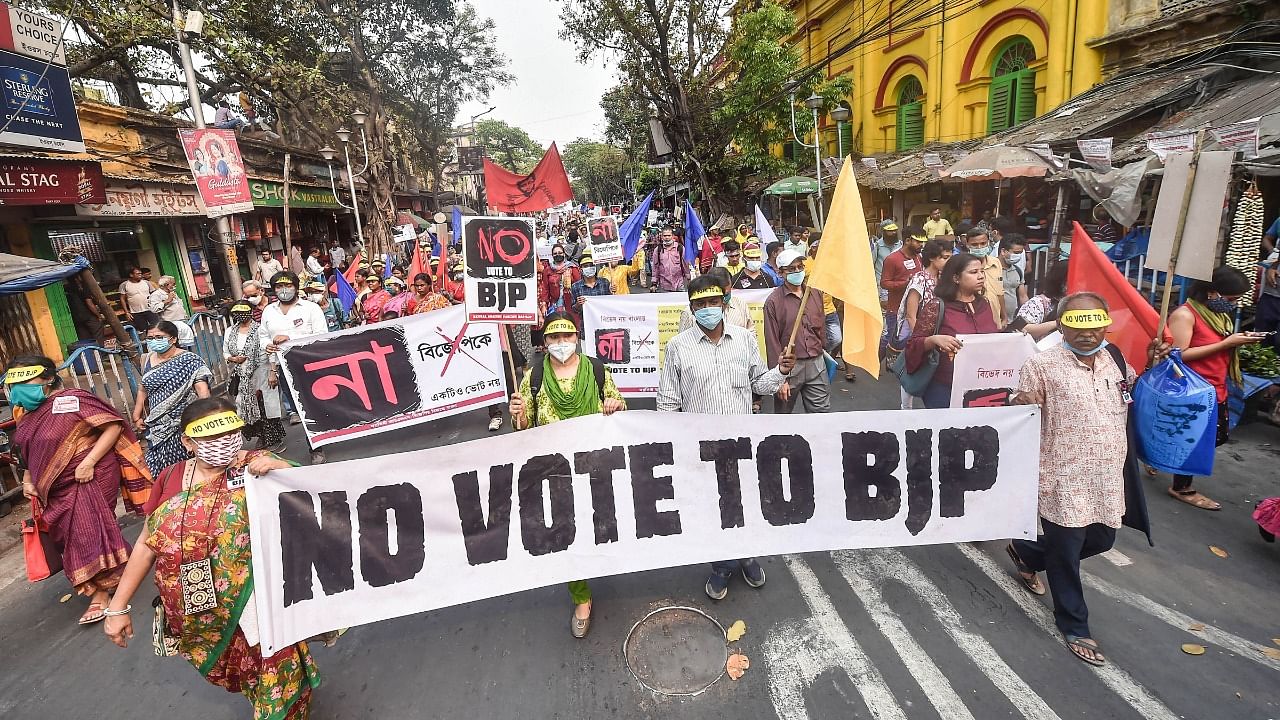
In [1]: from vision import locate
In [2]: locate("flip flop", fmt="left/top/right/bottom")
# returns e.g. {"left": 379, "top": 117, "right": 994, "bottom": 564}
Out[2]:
{"left": 78, "top": 602, "right": 106, "bottom": 625}
{"left": 1064, "top": 635, "right": 1106, "bottom": 666}
{"left": 1005, "top": 543, "right": 1046, "bottom": 595}
{"left": 1167, "top": 487, "right": 1221, "bottom": 511}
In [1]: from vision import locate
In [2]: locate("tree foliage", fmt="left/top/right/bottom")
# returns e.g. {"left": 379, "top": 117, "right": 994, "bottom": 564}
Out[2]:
{"left": 473, "top": 119, "right": 543, "bottom": 174}
{"left": 562, "top": 139, "right": 632, "bottom": 206}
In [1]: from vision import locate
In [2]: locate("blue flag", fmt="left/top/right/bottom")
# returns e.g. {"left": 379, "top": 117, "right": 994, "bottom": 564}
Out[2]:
{"left": 331, "top": 269, "right": 357, "bottom": 314}
{"left": 451, "top": 207, "right": 463, "bottom": 251}
{"left": 682, "top": 199, "right": 704, "bottom": 264}
{"left": 620, "top": 191, "right": 655, "bottom": 262}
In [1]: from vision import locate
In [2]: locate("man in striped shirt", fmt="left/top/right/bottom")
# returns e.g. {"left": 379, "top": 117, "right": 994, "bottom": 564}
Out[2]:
{"left": 657, "top": 275, "right": 795, "bottom": 600}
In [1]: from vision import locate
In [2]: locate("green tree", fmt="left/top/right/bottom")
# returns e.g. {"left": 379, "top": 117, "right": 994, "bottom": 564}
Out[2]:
{"left": 562, "top": 139, "right": 632, "bottom": 206}
{"left": 473, "top": 119, "right": 543, "bottom": 174}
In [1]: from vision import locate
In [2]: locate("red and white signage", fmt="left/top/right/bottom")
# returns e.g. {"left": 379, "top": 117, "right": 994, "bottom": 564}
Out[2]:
{"left": 0, "top": 3, "right": 66, "bottom": 65}
{"left": 0, "top": 159, "right": 104, "bottom": 205}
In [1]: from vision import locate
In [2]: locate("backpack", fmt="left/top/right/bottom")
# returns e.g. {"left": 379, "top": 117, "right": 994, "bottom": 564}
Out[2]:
{"left": 529, "top": 353, "right": 607, "bottom": 427}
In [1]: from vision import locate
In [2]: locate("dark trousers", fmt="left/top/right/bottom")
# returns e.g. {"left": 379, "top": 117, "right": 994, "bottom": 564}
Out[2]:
{"left": 710, "top": 558, "right": 755, "bottom": 577}
{"left": 1255, "top": 294, "right": 1280, "bottom": 351}
{"left": 1012, "top": 518, "right": 1116, "bottom": 638}
{"left": 131, "top": 310, "right": 158, "bottom": 333}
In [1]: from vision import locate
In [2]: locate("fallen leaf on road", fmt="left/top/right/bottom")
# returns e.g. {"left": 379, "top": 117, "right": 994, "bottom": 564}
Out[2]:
{"left": 1261, "top": 648, "right": 1280, "bottom": 660}
{"left": 1209, "top": 545, "right": 1229, "bottom": 558}
{"left": 1187, "top": 622, "right": 1205, "bottom": 632}
{"left": 726, "top": 620, "right": 747, "bottom": 643}
{"left": 1181, "top": 643, "right": 1206, "bottom": 655}
{"left": 726, "top": 653, "right": 750, "bottom": 680}
{"left": 58, "top": 594, "right": 71, "bottom": 603}
{"left": 1272, "top": 638, "right": 1280, "bottom": 648}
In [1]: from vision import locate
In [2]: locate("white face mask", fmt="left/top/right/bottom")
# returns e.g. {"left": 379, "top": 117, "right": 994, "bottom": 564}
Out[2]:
{"left": 547, "top": 342, "right": 576, "bottom": 363}
{"left": 245, "top": 295, "right": 262, "bottom": 306}
{"left": 746, "top": 260, "right": 762, "bottom": 272}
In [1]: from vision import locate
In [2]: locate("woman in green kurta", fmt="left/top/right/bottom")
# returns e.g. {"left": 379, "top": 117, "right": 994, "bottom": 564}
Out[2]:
{"left": 508, "top": 313, "right": 626, "bottom": 639}
{"left": 104, "top": 397, "right": 320, "bottom": 719}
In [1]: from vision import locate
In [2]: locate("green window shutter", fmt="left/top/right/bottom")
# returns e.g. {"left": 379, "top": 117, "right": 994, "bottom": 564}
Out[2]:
{"left": 897, "top": 102, "right": 924, "bottom": 150}
{"left": 987, "top": 75, "right": 1014, "bottom": 134}
{"left": 28, "top": 226, "right": 77, "bottom": 349}
{"left": 149, "top": 222, "right": 190, "bottom": 312}
{"left": 839, "top": 121, "right": 854, "bottom": 156}
{"left": 1014, "top": 70, "right": 1037, "bottom": 125}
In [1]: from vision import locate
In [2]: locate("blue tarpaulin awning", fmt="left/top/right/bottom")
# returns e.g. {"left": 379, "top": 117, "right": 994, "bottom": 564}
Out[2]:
{"left": 0, "top": 253, "right": 89, "bottom": 295}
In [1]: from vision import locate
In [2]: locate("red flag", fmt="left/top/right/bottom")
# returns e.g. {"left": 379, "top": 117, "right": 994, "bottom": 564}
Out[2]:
{"left": 483, "top": 142, "right": 573, "bottom": 213}
{"left": 407, "top": 240, "right": 426, "bottom": 282}
{"left": 343, "top": 251, "right": 363, "bottom": 283}
{"left": 1066, "top": 222, "right": 1166, "bottom": 373}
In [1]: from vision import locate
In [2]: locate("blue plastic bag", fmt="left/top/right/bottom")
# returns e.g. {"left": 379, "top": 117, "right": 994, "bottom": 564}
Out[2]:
{"left": 1133, "top": 349, "right": 1217, "bottom": 477}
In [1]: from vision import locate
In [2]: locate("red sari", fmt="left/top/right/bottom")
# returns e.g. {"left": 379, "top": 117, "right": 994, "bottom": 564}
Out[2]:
{"left": 13, "top": 388, "right": 151, "bottom": 593}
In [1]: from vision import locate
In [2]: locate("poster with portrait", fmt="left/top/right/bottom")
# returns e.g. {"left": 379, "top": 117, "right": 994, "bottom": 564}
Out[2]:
{"left": 588, "top": 216, "right": 622, "bottom": 263}
{"left": 462, "top": 216, "right": 538, "bottom": 323}
{"left": 178, "top": 128, "right": 253, "bottom": 217}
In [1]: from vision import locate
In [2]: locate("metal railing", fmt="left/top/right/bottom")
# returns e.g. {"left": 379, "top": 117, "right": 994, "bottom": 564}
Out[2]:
{"left": 188, "top": 311, "right": 231, "bottom": 390}
{"left": 1023, "top": 247, "right": 1187, "bottom": 308}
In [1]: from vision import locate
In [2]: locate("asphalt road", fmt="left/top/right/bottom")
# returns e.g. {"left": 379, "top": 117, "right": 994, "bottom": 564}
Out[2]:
{"left": 1, "top": 370, "right": 1278, "bottom": 719}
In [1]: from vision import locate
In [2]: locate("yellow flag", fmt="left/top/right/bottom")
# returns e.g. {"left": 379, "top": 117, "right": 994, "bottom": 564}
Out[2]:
{"left": 808, "top": 158, "right": 884, "bottom": 378}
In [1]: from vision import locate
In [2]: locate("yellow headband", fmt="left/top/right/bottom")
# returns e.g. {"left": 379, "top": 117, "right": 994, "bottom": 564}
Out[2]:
{"left": 544, "top": 318, "right": 578, "bottom": 335}
{"left": 1060, "top": 308, "right": 1113, "bottom": 329}
{"left": 911, "top": 234, "right": 927, "bottom": 243}
{"left": 230, "top": 303, "right": 252, "bottom": 314}
{"left": 184, "top": 410, "right": 245, "bottom": 438}
{"left": 5, "top": 366, "right": 45, "bottom": 384}
{"left": 689, "top": 286, "right": 725, "bottom": 301}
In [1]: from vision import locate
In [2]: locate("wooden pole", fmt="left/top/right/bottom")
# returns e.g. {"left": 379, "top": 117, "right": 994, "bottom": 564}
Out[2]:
{"left": 1047, "top": 183, "right": 1068, "bottom": 264}
{"left": 1155, "top": 131, "right": 1204, "bottom": 339}
{"left": 282, "top": 152, "right": 293, "bottom": 267}
{"left": 784, "top": 282, "right": 814, "bottom": 354}
{"left": 78, "top": 267, "right": 138, "bottom": 363}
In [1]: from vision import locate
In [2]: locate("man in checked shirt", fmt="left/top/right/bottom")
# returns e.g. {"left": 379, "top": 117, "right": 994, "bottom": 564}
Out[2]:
{"left": 657, "top": 274, "right": 796, "bottom": 600}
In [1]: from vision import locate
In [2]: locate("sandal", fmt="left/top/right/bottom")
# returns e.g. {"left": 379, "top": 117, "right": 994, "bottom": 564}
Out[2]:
{"left": 1005, "top": 543, "right": 1046, "bottom": 595}
{"left": 1167, "top": 487, "right": 1221, "bottom": 511}
{"left": 78, "top": 602, "right": 106, "bottom": 625}
{"left": 1064, "top": 635, "right": 1106, "bottom": 666}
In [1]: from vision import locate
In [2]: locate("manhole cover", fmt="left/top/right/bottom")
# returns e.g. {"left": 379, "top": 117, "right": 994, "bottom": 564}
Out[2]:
{"left": 623, "top": 606, "right": 727, "bottom": 696}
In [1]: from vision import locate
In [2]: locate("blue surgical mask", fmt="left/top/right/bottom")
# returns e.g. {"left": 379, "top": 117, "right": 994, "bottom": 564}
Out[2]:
{"left": 147, "top": 337, "right": 172, "bottom": 354}
{"left": 693, "top": 306, "right": 724, "bottom": 329}
{"left": 785, "top": 270, "right": 806, "bottom": 286}
{"left": 1063, "top": 338, "right": 1109, "bottom": 357}
{"left": 583, "top": 266, "right": 598, "bottom": 278}
{"left": 969, "top": 246, "right": 991, "bottom": 258}
{"left": 7, "top": 382, "right": 46, "bottom": 411}
{"left": 1010, "top": 251, "right": 1026, "bottom": 265}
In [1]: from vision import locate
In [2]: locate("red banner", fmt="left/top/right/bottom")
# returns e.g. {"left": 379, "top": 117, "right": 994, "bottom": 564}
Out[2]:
{"left": 482, "top": 142, "right": 573, "bottom": 213}
{"left": 0, "top": 159, "right": 104, "bottom": 205}
{"left": 178, "top": 128, "right": 254, "bottom": 218}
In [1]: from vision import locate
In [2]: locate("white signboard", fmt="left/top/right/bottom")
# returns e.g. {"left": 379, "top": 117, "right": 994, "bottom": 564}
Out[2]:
{"left": 949, "top": 333, "right": 1039, "bottom": 408}
{"left": 246, "top": 405, "right": 1042, "bottom": 654}
{"left": 461, "top": 216, "right": 539, "bottom": 323}
{"left": 1, "top": 3, "right": 67, "bottom": 65}
{"left": 588, "top": 215, "right": 622, "bottom": 263}
{"left": 1077, "top": 137, "right": 1113, "bottom": 171}
{"left": 75, "top": 182, "right": 206, "bottom": 217}
{"left": 1211, "top": 118, "right": 1260, "bottom": 160}
{"left": 1145, "top": 130, "right": 1197, "bottom": 162}
{"left": 1146, "top": 150, "right": 1233, "bottom": 281}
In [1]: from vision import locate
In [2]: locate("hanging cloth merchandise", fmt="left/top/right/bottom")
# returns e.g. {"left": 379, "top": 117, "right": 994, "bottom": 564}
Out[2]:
{"left": 1224, "top": 181, "right": 1264, "bottom": 307}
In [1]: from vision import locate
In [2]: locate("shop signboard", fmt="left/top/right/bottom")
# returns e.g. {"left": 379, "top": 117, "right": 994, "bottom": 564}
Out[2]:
{"left": 0, "top": 48, "right": 83, "bottom": 152}
{"left": 249, "top": 179, "right": 342, "bottom": 209}
{"left": 0, "top": 3, "right": 67, "bottom": 65}
{"left": 179, "top": 127, "right": 254, "bottom": 217}
{"left": 76, "top": 181, "right": 206, "bottom": 217}
{"left": 0, "top": 158, "right": 103, "bottom": 205}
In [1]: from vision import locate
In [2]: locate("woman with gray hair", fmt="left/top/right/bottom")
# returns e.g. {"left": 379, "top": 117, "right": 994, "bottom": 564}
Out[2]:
{"left": 148, "top": 276, "right": 194, "bottom": 348}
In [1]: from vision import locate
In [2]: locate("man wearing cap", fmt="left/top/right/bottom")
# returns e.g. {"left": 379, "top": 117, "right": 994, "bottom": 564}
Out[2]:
{"left": 734, "top": 241, "right": 774, "bottom": 289}
{"left": 1006, "top": 292, "right": 1166, "bottom": 667}
{"left": 871, "top": 219, "right": 901, "bottom": 286}
{"left": 657, "top": 274, "right": 795, "bottom": 600}
{"left": 923, "top": 207, "right": 954, "bottom": 239}
{"left": 880, "top": 225, "right": 927, "bottom": 352}
{"left": 698, "top": 226, "right": 725, "bottom": 274}
{"left": 304, "top": 281, "right": 343, "bottom": 331}
{"left": 763, "top": 249, "right": 831, "bottom": 414}
{"left": 260, "top": 271, "right": 329, "bottom": 463}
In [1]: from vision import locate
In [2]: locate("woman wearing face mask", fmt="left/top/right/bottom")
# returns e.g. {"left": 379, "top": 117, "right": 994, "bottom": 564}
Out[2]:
{"left": 507, "top": 314, "right": 625, "bottom": 638}
{"left": 223, "top": 302, "right": 285, "bottom": 452}
{"left": 1165, "top": 266, "right": 1259, "bottom": 511}
{"left": 382, "top": 276, "right": 413, "bottom": 318}
{"left": 104, "top": 398, "right": 319, "bottom": 719}
{"left": 8, "top": 356, "right": 151, "bottom": 625}
{"left": 903, "top": 253, "right": 1001, "bottom": 408}
{"left": 133, "top": 321, "right": 213, "bottom": 475}
{"left": 894, "top": 238, "right": 953, "bottom": 406}
{"left": 538, "top": 243, "right": 581, "bottom": 316}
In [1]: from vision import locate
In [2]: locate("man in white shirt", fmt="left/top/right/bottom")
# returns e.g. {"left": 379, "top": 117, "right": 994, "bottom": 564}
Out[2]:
{"left": 255, "top": 250, "right": 285, "bottom": 285}
{"left": 328, "top": 239, "right": 347, "bottom": 270}
{"left": 260, "top": 271, "right": 330, "bottom": 463}
{"left": 118, "top": 266, "right": 157, "bottom": 331}
{"left": 305, "top": 247, "right": 326, "bottom": 278}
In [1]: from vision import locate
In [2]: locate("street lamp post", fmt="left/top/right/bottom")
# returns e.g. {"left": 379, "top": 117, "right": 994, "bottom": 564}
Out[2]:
{"left": 320, "top": 111, "right": 371, "bottom": 254}
{"left": 790, "top": 93, "right": 828, "bottom": 229}
{"left": 830, "top": 106, "right": 851, "bottom": 160}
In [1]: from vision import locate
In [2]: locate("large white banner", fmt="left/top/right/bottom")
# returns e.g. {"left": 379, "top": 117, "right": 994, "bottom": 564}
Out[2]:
{"left": 246, "top": 406, "right": 1040, "bottom": 654}
{"left": 278, "top": 304, "right": 506, "bottom": 448}
{"left": 583, "top": 289, "right": 771, "bottom": 396}
{"left": 949, "top": 333, "right": 1038, "bottom": 408}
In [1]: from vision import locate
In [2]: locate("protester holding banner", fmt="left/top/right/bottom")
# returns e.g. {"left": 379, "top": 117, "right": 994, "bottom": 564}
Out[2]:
{"left": 133, "top": 322, "right": 213, "bottom": 475}
{"left": 657, "top": 275, "right": 795, "bottom": 599}
{"left": 508, "top": 314, "right": 625, "bottom": 638}
{"left": 103, "top": 398, "right": 320, "bottom": 718}
{"left": 894, "top": 238, "right": 953, "bottom": 408}
{"left": 10, "top": 355, "right": 150, "bottom": 625}
{"left": 678, "top": 268, "right": 753, "bottom": 333}
{"left": 261, "top": 272, "right": 329, "bottom": 462}
{"left": 1166, "top": 266, "right": 1258, "bottom": 511}
{"left": 598, "top": 250, "right": 643, "bottom": 295}
{"left": 1008, "top": 292, "right": 1166, "bottom": 667}
{"left": 223, "top": 302, "right": 285, "bottom": 452}
{"left": 764, "top": 249, "right": 831, "bottom": 414}
{"left": 903, "top": 253, "right": 1001, "bottom": 408}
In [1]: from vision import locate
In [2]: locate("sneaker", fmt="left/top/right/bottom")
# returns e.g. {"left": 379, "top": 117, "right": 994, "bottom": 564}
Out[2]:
{"left": 741, "top": 559, "right": 767, "bottom": 588}
{"left": 571, "top": 611, "right": 591, "bottom": 638}
{"left": 310, "top": 449, "right": 326, "bottom": 464}
{"left": 705, "top": 572, "right": 731, "bottom": 601}
{"left": 487, "top": 416, "right": 503, "bottom": 431}
{"left": 289, "top": 412, "right": 301, "bottom": 425}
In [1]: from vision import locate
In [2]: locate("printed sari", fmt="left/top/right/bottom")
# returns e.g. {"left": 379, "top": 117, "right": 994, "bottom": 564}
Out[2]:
{"left": 141, "top": 351, "right": 213, "bottom": 475}
{"left": 13, "top": 388, "right": 151, "bottom": 593}
{"left": 147, "top": 465, "right": 319, "bottom": 720}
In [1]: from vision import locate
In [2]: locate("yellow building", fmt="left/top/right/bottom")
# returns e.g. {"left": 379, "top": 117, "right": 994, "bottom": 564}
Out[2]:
{"left": 783, "top": 0, "right": 1109, "bottom": 157}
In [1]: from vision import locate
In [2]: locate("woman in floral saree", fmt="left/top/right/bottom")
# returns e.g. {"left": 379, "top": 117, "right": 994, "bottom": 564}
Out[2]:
{"left": 8, "top": 355, "right": 151, "bottom": 624}
{"left": 105, "top": 397, "right": 320, "bottom": 719}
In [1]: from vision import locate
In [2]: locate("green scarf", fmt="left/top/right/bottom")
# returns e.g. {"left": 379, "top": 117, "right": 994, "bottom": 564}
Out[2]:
{"left": 1187, "top": 298, "right": 1242, "bottom": 385}
{"left": 542, "top": 353, "right": 600, "bottom": 421}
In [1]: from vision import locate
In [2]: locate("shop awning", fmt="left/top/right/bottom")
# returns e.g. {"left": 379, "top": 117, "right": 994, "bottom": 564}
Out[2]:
{"left": 395, "top": 211, "right": 432, "bottom": 230}
{"left": 0, "top": 253, "right": 89, "bottom": 295}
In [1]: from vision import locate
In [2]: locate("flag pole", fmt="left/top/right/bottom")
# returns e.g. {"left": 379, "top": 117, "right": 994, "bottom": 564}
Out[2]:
{"left": 785, "top": 283, "right": 815, "bottom": 354}
{"left": 1155, "top": 130, "right": 1204, "bottom": 338}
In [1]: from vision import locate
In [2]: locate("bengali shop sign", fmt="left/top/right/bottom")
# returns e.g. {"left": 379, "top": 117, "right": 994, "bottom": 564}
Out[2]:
{"left": 245, "top": 405, "right": 1042, "bottom": 654}
{"left": 583, "top": 290, "right": 770, "bottom": 396}
{"left": 76, "top": 181, "right": 205, "bottom": 217}
{"left": 0, "top": 48, "right": 82, "bottom": 152}
{"left": 0, "top": 158, "right": 103, "bottom": 205}
{"left": 277, "top": 304, "right": 505, "bottom": 448}
{"left": 249, "top": 179, "right": 342, "bottom": 209}
{"left": 178, "top": 128, "right": 254, "bottom": 217}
